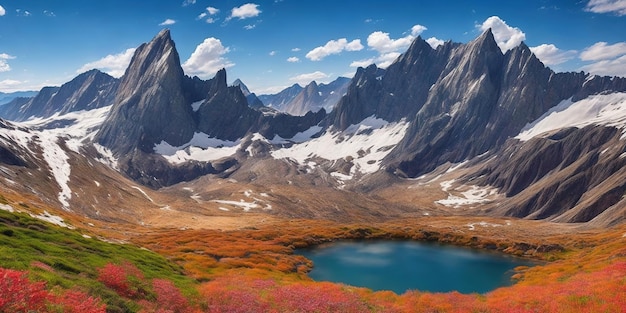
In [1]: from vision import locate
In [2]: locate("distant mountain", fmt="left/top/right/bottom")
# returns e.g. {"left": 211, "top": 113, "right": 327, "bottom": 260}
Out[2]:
{"left": 0, "top": 69, "right": 118, "bottom": 121}
{"left": 258, "top": 77, "right": 350, "bottom": 115}
{"left": 258, "top": 84, "right": 303, "bottom": 110}
{"left": 0, "top": 91, "right": 38, "bottom": 106}
{"left": 232, "top": 79, "right": 263, "bottom": 108}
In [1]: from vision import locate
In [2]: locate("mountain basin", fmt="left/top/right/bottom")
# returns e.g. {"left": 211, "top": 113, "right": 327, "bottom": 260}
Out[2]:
{"left": 297, "top": 240, "right": 537, "bottom": 294}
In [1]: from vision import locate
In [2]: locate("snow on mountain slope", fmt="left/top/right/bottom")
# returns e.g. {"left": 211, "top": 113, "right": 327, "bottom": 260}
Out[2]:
{"left": 0, "top": 106, "right": 112, "bottom": 209}
{"left": 271, "top": 116, "right": 409, "bottom": 176}
{"left": 516, "top": 92, "right": 626, "bottom": 141}
{"left": 154, "top": 132, "right": 241, "bottom": 164}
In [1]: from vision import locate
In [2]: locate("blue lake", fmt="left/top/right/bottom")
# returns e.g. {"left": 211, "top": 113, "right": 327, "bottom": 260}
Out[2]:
{"left": 297, "top": 240, "right": 536, "bottom": 294}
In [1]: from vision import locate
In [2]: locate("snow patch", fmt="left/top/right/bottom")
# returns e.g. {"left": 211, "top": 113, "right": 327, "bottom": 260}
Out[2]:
{"left": 270, "top": 125, "right": 323, "bottom": 144}
{"left": 466, "top": 221, "right": 504, "bottom": 231}
{"left": 211, "top": 199, "right": 259, "bottom": 212}
{"left": 154, "top": 132, "right": 240, "bottom": 164}
{"left": 271, "top": 116, "right": 408, "bottom": 175}
{"left": 191, "top": 100, "right": 203, "bottom": 112}
{"left": 131, "top": 186, "right": 154, "bottom": 203}
{"left": 516, "top": 93, "right": 626, "bottom": 141}
{"left": 0, "top": 204, "right": 14, "bottom": 213}
{"left": 30, "top": 211, "right": 74, "bottom": 229}
{"left": 37, "top": 133, "right": 72, "bottom": 209}
{"left": 436, "top": 184, "right": 498, "bottom": 208}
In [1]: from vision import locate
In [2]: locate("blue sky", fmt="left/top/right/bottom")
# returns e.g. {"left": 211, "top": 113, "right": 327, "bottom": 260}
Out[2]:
{"left": 0, "top": 0, "right": 625, "bottom": 94}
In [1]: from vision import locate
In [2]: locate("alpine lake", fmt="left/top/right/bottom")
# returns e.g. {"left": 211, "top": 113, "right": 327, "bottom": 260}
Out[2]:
{"left": 297, "top": 240, "right": 538, "bottom": 294}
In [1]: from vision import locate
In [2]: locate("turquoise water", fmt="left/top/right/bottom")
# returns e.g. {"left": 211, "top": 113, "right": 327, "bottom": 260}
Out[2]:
{"left": 297, "top": 241, "right": 536, "bottom": 294}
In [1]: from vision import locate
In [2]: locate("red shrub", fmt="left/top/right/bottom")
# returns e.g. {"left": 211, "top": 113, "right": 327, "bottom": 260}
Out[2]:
{"left": 48, "top": 289, "right": 106, "bottom": 313}
{"left": 0, "top": 268, "right": 48, "bottom": 312}
{"left": 97, "top": 262, "right": 146, "bottom": 298}
{"left": 151, "top": 279, "right": 190, "bottom": 313}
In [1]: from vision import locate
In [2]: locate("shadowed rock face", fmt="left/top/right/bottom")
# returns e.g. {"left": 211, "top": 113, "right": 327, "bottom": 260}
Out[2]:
{"left": 96, "top": 29, "right": 196, "bottom": 155}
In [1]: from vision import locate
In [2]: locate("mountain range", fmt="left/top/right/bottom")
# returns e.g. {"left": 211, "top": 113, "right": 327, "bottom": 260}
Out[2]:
{"left": 1, "top": 28, "right": 625, "bottom": 227}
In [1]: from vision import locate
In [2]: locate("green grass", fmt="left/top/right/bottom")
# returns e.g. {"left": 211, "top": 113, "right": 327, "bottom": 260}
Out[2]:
{"left": 0, "top": 209, "right": 198, "bottom": 312}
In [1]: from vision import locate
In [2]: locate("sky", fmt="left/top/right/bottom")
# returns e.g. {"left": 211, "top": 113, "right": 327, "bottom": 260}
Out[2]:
{"left": 0, "top": 0, "right": 625, "bottom": 94}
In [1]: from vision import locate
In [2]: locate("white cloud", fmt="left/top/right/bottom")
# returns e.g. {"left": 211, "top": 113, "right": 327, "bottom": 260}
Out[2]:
{"left": 581, "top": 55, "right": 626, "bottom": 77}
{"left": 182, "top": 37, "right": 234, "bottom": 78}
{"left": 478, "top": 16, "right": 526, "bottom": 52}
{"left": 287, "top": 56, "right": 300, "bottom": 63}
{"left": 411, "top": 25, "right": 427, "bottom": 36}
{"left": 244, "top": 24, "right": 256, "bottom": 30}
{"left": 0, "top": 53, "right": 16, "bottom": 72}
{"left": 197, "top": 12, "right": 207, "bottom": 19}
{"left": 579, "top": 41, "right": 626, "bottom": 77}
{"left": 291, "top": 48, "right": 301, "bottom": 52}
{"left": 0, "top": 79, "right": 23, "bottom": 91}
{"left": 350, "top": 24, "right": 430, "bottom": 69}
{"left": 585, "top": 0, "right": 626, "bottom": 15}
{"left": 289, "top": 71, "right": 329, "bottom": 85}
{"left": 367, "top": 31, "right": 414, "bottom": 54}
{"left": 530, "top": 44, "right": 577, "bottom": 65}
{"left": 159, "top": 19, "right": 176, "bottom": 26}
{"left": 182, "top": 0, "right": 196, "bottom": 6}
{"left": 350, "top": 58, "right": 375, "bottom": 68}
{"left": 207, "top": 7, "right": 219, "bottom": 15}
{"left": 0, "top": 5, "right": 5, "bottom": 16}
{"left": 426, "top": 37, "right": 445, "bottom": 49}
{"left": 580, "top": 41, "right": 626, "bottom": 61}
{"left": 43, "top": 10, "right": 56, "bottom": 17}
{"left": 228, "top": 3, "right": 261, "bottom": 20}
{"left": 76, "top": 48, "right": 136, "bottom": 78}
{"left": 305, "top": 38, "right": 364, "bottom": 61}
{"left": 269, "top": 51, "right": 276, "bottom": 56}
{"left": 206, "top": 18, "right": 217, "bottom": 24}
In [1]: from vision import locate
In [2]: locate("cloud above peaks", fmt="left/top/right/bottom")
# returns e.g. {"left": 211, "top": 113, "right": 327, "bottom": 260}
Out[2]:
{"left": 580, "top": 41, "right": 626, "bottom": 76}
{"left": 228, "top": 3, "right": 261, "bottom": 20}
{"left": 77, "top": 48, "right": 136, "bottom": 78}
{"left": 182, "top": 37, "right": 234, "bottom": 78}
{"left": 0, "top": 5, "right": 5, "bottom": 16}
{"left": 585, "top": 0, "right": 626, "bottom": 16}
{"left": 287, "top": 56, "right": 300, "bottom": 63}
{"left": 530, "top": 44, "right": 577, "bottom": 66}
{"left": 478, "top": 16, "right": 526, "bottom": 52}
{"left": 306, "top": 38, "right": 364, "bottom": 61}
{"left": 289, "top": 71, "right": 329, "bottom": 85}
{"left": 0, "top": 53, "right": 15, "bottom": 72}
{"left": 159, "top": 19, "right": 176, "bottom": 26}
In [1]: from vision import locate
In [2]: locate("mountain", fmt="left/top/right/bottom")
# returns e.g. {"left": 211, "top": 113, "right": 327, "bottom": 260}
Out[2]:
{"left": 258, "top": 83, "right": 303, "bottom": 110}
{"left": 0, "top": 28, "right": 625, "bottom": 226}
{"left": 0, "top": 90, "right": 38, "bottom": 106}
{"left": 0, "top": 69, "right": 118, "bottom": 121}
{"left": 232, "top": 79, "right": 264, "bottom": 108}
{"left": 258, "top": 77, "right": 350, "bottom": 115}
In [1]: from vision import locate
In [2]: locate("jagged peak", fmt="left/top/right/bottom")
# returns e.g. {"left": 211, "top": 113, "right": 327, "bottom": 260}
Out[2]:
{"left": 470, "top": 28, "right": 500, "bottom": 53}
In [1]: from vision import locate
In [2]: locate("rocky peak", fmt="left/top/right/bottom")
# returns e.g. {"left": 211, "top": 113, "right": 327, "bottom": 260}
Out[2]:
{"left": 96, "top": 29, "right": 195, "bottom": 154}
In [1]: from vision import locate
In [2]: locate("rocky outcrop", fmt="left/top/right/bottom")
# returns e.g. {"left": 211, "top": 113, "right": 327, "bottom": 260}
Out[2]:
{"left": 259, "top": 77, "right": 349, "bottom": 116}
{"left": 258, "top": 84, "right": 303, "bottom": 111}
{"left": 232, "top": 79, "right": 264, "bottom": 108}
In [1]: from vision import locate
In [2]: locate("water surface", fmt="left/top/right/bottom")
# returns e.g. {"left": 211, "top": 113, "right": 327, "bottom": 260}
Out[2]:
{"left": 298, "top": 240, "right": 536, "bottom": 294}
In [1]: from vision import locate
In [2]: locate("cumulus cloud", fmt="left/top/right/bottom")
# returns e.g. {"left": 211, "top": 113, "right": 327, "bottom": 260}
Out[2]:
{"left": 76, "top": 48, "right": 136, "bottom": 78}
{"left": 0, "top": 79, "right": 23, "bottom": 91}
{"left": 579, "top": 41, "right": 626, "bottom": 76}
{"left": 351, "top": 24, "right": 433, "bottom": 69}
{"left": 0, "top": 5, "right": 5, "bottom": 16}
{"left": 244, "top": 24, "right": 256, "bottom": 30}
{"left": 159, "top": 19, "right": 176, "bottom": 26}
{"left": 366, "top": 24, "right": 428, "bottom": 54}
{"left": 291, "top": 47, "right": 301, "bottom": 52}
{"left": 305, "top": 38, "right": 364, "bottom": 61}
{"left": 182, "top": 37, "right": 234, "bottom": 78}
{"left": 585, "top": 0, "right": 626, "bottom": 15}
{"left": 43, "top": 10, "right": 56, "bottom": 17}
{"left": 287, "top": 56, "right": 300, "bottom": 63}
{"left": 182, "top": 0, "right": 196, "bottom": 6}
{"left": 289, "top": 71, "right": 330, "bottom": 85}
{"left": 580, "top": 41, "right": 626, "bottom": 61}
{"left": 478, "top": 16, "right": 526, "bottom": 52}
{"left": 0, "top": 53, "right": 15, "bottom": 72}
{"left": 426, "top": 37, "right": 445, "bottom": 49}
{"left": 207, "top": 7, "right": 219, "bottom": 15}
{"left": 529, "top": 44, "right": 577, "bottom": 66}
{"left": 228, "top": 3, "right": 261, "bottom": 20}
